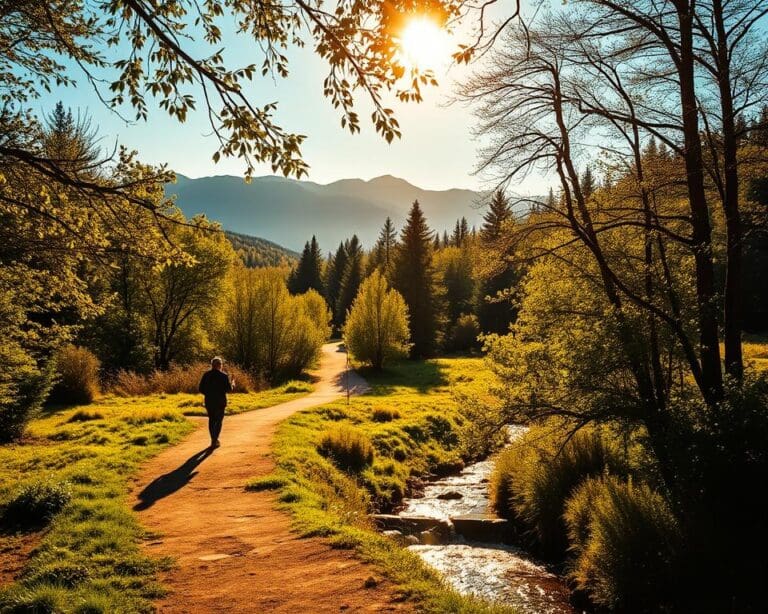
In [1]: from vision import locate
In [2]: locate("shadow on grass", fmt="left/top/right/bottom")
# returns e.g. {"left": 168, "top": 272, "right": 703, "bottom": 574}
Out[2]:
{"left": 356, "top": 359, "right": 450, "bottom": 395}
{"left": 133, "top": 447, "right": 212, "bottom": 511}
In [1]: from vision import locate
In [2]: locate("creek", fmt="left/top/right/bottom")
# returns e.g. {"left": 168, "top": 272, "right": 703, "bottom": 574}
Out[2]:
{"left": 376, "top": 426, "right": 575, "bottom": 614}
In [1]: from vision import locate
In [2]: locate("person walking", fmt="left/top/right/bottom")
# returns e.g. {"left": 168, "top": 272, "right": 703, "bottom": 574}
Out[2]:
{"left": 198, "top": 357, "right": 233, "bottom": 449}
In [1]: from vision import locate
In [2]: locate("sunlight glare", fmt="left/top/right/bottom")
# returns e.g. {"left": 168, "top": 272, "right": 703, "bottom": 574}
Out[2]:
{"left": 397, "top": 16, "right": 449, "bottom": 71}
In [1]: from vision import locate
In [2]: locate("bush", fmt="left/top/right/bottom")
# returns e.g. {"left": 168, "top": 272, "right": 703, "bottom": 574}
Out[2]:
{"left": 2, "top": 480, "right": 72, "bottom": 529}
{"left": 371, "top": 408, "right": 401, "bottom": 422}
{"left": 490, "top": 424, "right": 630, "bottom": 558}
{"left": 110, "top": 362, "right": 257, "bottom": 396}
{"left": 447, "top": 314, "right": 481, "bottom": 352}
{"left": 344, "top": 271, "right": 410, "bottom": 370}
{"left": 565, "top": 476, "right": 680, "bottom": 611}
{"left": 318, "top": 427, "right": 374, "bottom": 472}
{"left": 0, "top": 349, "right": 55, "bottom": 443}
{"left": 49, "top": 345, "right": 101, "bottom": 405}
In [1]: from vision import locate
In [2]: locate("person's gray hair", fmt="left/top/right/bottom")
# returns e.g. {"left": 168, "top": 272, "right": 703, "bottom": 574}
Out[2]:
{"left": 211, "top": 356, "right": 223, "bottom": 367}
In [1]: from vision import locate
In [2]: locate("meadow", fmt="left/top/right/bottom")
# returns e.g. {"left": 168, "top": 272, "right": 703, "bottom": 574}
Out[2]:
{"left": 0, "top": 386, "right": 311, "bottom": 613}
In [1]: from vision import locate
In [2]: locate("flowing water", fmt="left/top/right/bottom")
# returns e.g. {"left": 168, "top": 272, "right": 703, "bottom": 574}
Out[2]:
{"left": 394, "top": 426, "right": 575, "bottom": 614}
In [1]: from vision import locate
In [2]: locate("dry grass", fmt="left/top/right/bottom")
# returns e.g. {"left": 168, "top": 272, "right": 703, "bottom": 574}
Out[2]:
{"left": 110, "top": 363, "right": 261, "bottom": 397}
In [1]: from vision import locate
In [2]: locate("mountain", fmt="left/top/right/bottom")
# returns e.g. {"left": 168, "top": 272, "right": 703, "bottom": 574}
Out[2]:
{"left": 225, "top": 231, "right": 299, "bottom": 268}
{"left": 167, "top": 174, "right": 487, "bottom": 252}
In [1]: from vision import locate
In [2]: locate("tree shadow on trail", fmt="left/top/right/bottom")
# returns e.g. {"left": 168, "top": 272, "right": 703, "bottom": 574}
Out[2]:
{"left": 133, "top": 448, "right": 212, "bottom": 511}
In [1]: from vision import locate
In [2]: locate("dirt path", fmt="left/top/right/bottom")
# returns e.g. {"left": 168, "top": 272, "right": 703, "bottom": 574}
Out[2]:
{"left": 131, "top": 343, "right": 408, "bottom": 613}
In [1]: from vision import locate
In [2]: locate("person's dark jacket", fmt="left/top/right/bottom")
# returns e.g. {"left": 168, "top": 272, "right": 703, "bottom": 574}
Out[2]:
{"left": 199, "top": 369, "right": 232, "bottom": 409}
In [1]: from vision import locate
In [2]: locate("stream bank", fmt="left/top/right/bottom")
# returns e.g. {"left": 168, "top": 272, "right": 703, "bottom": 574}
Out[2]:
{"left": 373, "top": 427, "right": 576, "bottom": 614}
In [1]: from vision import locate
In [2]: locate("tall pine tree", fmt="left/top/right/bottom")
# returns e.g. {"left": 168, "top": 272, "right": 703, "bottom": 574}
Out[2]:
{"left": 393, "top": 201, "right": 440, "bottom": 357}
{"left": 368, "top": 217, "right": 397, "bottom": 278}
{"left": 336, "top": 235, "right": 364, "bottom": 324}
{"left": 288, "top": 235, "right": 324, "bottom": 294}
{"left": 478, "top": 190, "right": 518, "bottom": 334}
{"left": 325, "top": 241, "right": 348, "bottom": 328}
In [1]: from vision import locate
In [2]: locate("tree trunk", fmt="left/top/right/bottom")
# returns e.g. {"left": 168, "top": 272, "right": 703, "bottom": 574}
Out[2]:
{"left": 676, "top": 1, "right": 724, "bottom": 404}
{"left": 713, "top": 0, "right": 744, "bottom": 380}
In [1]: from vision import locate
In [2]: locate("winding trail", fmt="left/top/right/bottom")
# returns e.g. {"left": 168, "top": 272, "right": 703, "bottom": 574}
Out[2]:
{"left": 131, "top": 343, "right": 407, "bottom": 613}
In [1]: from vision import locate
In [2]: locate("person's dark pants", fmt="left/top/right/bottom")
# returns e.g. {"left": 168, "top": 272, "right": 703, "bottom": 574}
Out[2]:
{"left": 206, "top": 404, "right": 225, "bottom": 443}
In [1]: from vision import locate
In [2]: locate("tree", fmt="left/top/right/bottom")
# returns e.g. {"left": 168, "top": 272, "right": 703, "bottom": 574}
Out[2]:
{"left": 478, "top": 190, "right": 518, "bottom": 334}
{"left": 288, "top": 236, "right": 324, "bottom": 295}
{"left": 481, "top": 190, "right": 513, "bottom": 241}
{"left": 368, "top": 217, "right": 397, "bottom": 278}
{"left": 344, "top": 271, "right": 410, "bottom": 369}
{"left": 220, "top": 268, "right": 328, "bottom": 382}
{"left": 392, "top": 201, "right": 440, "bottom": 357}
{"left": 138, "top": 218, "right": 234, "bottom": 370}
{"left": 325, "top": 242, "right": 349, "bottom": 329}
{"left": 462, "top": 6, "right": 768, "bottom": 606}
{"left": 336, "top": 235, "right": 364, "bottom": 323}
{"left": 450, "top": 217, "right": 469, "bottom": 247}
{"left": 435, "top": 246, "right": 476, "bottom": 324}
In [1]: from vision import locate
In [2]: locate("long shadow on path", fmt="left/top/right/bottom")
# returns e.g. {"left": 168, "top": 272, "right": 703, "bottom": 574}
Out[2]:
{"left": 134, "top": 447, "right": 212, "bottom": 511}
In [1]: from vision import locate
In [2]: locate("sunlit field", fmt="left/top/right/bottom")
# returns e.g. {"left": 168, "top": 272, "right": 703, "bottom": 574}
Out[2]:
{"left": 0, "top": 386, "right": 311, "bottom": 611}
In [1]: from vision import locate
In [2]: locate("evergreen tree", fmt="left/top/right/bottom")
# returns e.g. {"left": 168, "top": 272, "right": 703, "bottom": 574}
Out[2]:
{"left": 481, "top": 190, "right": 513, "bottom": 241}
{"left": 442, "top": 230, "right": 450, "bottom": 247}
{"left": 393, "top": 201, "right": 440, "bottom": 357}
{"left": 336, "top": 235, "right": 364, "bottom": 324}
{"left": 434, "top": 233, "right": 441, "bottom": 250}
{"left": 325, "top": 242, "right": 348, "bottom": 328}
{"left": 368, "top": 217, "right": 397, "bottom": 277}
{"left": 288, "top": 235, "right": 324, "bottom": 294}
{"left": 478, "top": 190, "right": 518, "bottom": 334}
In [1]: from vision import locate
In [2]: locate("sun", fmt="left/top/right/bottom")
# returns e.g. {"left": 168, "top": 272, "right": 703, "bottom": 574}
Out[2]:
{"left": 397, "top": 16, "right": 449, "bottom": 71}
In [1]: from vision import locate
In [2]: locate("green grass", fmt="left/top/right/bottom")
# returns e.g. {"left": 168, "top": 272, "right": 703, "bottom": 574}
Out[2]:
{"left": 0, "top": 384, "right": 312, "bottom": 613}
{"left": 177, "top": 380, "right": 312, "bottom": 416}
{"left": 262, "top": 357, "right": 516, "bottom": 613}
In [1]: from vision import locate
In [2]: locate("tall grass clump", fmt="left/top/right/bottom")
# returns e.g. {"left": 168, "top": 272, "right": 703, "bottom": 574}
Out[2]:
{"left": 110, "top": 362, "right": 257, "bottom": 396}
{"left": 1, "top": 479, "right": 72, "bottom": 529}
{"left": 490, "top": 424, "right": 630, "bottom": 558}
{"left": 317, "top": 426, "right": 374, "bottom": 472}
{"left": 565, "top": 476, "right": 680, "bottom": 611}
{"left": 49, "top": 345, "right": 101, "bottom": 405}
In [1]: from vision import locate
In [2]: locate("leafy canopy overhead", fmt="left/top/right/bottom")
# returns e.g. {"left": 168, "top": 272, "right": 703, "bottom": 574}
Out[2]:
{"left": 0, "top": 0, "right": 487, "bottom": 179}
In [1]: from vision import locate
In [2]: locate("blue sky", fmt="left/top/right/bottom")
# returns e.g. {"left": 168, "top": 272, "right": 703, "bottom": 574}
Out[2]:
{"left": 43, "top": 3, "right": 550, "bottom": 193}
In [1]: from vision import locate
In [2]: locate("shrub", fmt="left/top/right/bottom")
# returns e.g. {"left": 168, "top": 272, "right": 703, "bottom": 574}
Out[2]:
{"left": 245, "top": 475, "right": 289, "bottom": 491}
{"left": 2, "top": 480, "right": 72, "bottom": 529}
{"left": 49, "top": 345, "right": 101, "bottom": 405}
{"left": 0, "top": 350, "right": 55, "bottom": 443}
{"left": 371, "top": 408, "right": 401, "bottom": 422}
{"left": 565, "top": 476, "right": 681, "bottom": 611}
{"left": 490, "top": 424, "right": 630, "bottom": 558}
{"left": 110, "top": 362, "right": 257, "bottom": 396}
{"left": 67, "top": 409, "right": 104, "bottom": 423}
{"left": 344, "top": 271, "right": 410, "bottom": 370}
{"left": 317, "top": 427, "right": 374, "bottom": 472}
{"left": 447, "top": 314, "right": 481, "bottom": 352}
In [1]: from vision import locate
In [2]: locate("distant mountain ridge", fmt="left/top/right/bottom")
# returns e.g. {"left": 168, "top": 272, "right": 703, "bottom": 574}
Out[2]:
{"left": 167, "top": 174, "right": 487, "bottom": 252}
{"left": 224, "top": 231, "right": 298, "bottom": 268}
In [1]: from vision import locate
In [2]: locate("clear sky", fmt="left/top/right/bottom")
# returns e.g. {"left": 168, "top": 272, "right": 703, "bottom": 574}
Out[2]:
{"left": 45, "top": 3, "right": 549, "bottom": 194}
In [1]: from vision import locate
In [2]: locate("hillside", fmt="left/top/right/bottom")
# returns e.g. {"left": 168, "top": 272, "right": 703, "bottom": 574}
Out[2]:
{"left": 167, "top": 174, "right": 487, "bottom": 252}
{"left": 225, "top": 231, "right": 298, "bottom": 268}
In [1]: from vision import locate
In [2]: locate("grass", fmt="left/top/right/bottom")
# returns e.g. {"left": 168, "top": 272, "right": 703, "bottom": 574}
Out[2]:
{"left": 0, "top": 383, "right": 312, "bottom": 613}
{"left": 261, "top": 357, "right": 516, "bottom": 613}
{"left": 176, "top": 380, "right": 312, "bottom": 416}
